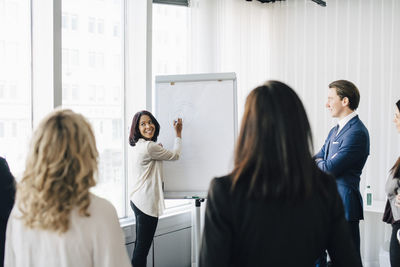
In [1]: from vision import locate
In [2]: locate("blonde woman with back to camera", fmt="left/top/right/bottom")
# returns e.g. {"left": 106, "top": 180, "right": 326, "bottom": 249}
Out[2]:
{"left": 4, "top": 109, "right": 131, "bottom": 267}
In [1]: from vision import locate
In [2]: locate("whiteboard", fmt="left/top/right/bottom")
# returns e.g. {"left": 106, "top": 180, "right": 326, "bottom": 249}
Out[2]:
{"left": 154, "top": 73, "right": 237, "bottom": 199}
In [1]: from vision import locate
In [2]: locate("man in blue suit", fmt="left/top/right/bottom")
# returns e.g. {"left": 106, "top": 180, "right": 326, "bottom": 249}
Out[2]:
{"left": 315, "top": 80, "right": 370, "bottom": 267}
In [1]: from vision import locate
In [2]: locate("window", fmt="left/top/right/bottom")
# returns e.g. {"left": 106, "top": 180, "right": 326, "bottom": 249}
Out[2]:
{"left": 112, "top": 86, "right": 120, "bottom": 102}
{"left": 0, "top": 0, "right": 31, "bottom": 176}
{"left": 97, "top": 86, "right": 105, "bottom": 101}
{"left": 71, "top": 49, "right": 79, "bottom": 66}
{"left": 62, "top": 13, "right": 68, "bottom": 29}
{"left": 113, "top": 54, "right": 120, "bottom": 69}
{"left": 6, "top": 43, "right": 18, "bottom": 67}
{"left": 0, "top": 81, "right": 4, "bottom": 98}
{"left": 71, "top": 15, "right": 78, "bottom": 31}
{"left": 0, "top": 40, "right": 4, "bottom": 62}
{"left": 63, "top": 13, "right": 78, "bottom": 31}
{"left": 1, "top": 0, "right": 191, "bottom": 218}
{"left": 62, "top": 0, "right": 125, "bottom": 217}
{"left": 11, "top": 122, "right": 17, "bottom": 137}
{"left": 88, "top": 17, "right": 95, "bottom": 33}
{"left": 9, "top": 83, "right": 17, "bottom": 99}
{"left": 62, "top": 49, "right": 69, "bottom": 65}
{"left": 96, "top": 52, "right": 104, "bottom": 68}
{"left": 112, "top": 119, "right": 121, "bottom": 140}
{"left": 0, "top": 122, "right": 4, "bottom": 138}
{"left": 88, "top": 51, "right": 96, "bottom": 68}
{"left": 89, "top": 85, "right": 96, "bottom": 101}
{"left": 62, "top": 83, "right": 70, "bottom": 101}
{"left": 113, "top": 23, "right": 119, "bottom": 37}
{"left": 153, "top": 3, "right": 191, "bottom": 209}
{"left": 97, "top": 19, "right": 104, "bottom": 34}
{"left": 152, "top": 4, "right": 188, "bottom": 77}
{"left": 71, "top": 84, "right": 79, "bottom": 101}
{"left": 6, "top": 2, "right": 18, "bottom": 23}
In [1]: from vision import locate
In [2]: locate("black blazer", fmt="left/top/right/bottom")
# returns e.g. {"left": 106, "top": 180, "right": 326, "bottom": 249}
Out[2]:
{"left": 0, "top": 157, "right": 15, "bottom": 267}
{"left": 199, "top": 172, "right": 362, "bottom": 267}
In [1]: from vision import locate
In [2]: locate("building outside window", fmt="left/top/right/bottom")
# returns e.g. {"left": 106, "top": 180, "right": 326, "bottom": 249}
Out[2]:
{"left": 0, "top": 0, "right": 32, "bottom": 177}
{"left": 62, "top": 0, "right": 125, "bottom": 217}
{"left": 152, "top": 3, "right": 190, "bottom": 210}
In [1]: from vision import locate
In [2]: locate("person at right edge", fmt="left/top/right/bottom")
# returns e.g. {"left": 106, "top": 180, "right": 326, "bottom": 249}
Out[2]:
{"left": 314, "top": 80, "right": 370, "bottom": 267}
{"left": 383, "top": 99, "right": 400, "bottom": 266}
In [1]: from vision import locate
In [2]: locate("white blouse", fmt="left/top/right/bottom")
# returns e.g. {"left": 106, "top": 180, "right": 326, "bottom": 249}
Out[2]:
{"left": 4, "top": 194, "right": 131, "bottom": 267}
{"left": 130, "top": 137, "right": 181, "bottom": 217}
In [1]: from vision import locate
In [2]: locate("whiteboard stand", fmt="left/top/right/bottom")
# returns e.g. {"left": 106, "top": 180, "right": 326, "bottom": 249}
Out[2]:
{"left": 155, "top": 73, "right": 237, "bottom": 267}
{"left": 193, "top": 198, "right": 205, "bottom": 267}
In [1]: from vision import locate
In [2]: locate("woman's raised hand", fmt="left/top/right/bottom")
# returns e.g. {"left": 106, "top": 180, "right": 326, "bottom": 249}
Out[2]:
{"left": 174, "top": 118, "right": 183, "bottom": 138}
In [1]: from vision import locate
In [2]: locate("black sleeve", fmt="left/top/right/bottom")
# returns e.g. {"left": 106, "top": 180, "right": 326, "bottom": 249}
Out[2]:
{"left": 0, "top": 157, "right": 16, "bottom": 221}
{"left": 199, "top": 177, "right": 233, "bottom": 267}
{"left": 326, "top": 177, "right": 362, "bottom": 267}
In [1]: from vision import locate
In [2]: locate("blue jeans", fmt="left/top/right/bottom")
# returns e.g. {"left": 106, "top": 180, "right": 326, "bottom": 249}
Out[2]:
{"left": 131, "top": 201, "right": 158, "bottom": 267}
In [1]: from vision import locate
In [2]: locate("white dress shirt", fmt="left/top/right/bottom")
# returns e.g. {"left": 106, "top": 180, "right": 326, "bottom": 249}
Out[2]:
{"left": 5, "top": 194, "right": 131, "bottom": 267}
{"left": 130, "top": 137, "right": 181, "bottom": 217}
{"left": 336, "top": 111, "right": 357, "bottom": 135}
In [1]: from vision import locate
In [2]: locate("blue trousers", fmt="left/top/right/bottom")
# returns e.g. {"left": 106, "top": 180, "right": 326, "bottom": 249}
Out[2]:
{"left": 131, "top": 201, "right": 158, "bottom": 267}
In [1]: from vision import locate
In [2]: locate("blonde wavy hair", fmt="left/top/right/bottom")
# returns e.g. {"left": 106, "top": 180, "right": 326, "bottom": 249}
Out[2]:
{"left": 17, "top": 109, "right": 98, "bottom": 233}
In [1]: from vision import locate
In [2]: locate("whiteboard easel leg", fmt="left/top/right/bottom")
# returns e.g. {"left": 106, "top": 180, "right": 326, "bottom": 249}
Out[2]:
{"left": 193, "top": 198, "right": 204, "bottom": 267}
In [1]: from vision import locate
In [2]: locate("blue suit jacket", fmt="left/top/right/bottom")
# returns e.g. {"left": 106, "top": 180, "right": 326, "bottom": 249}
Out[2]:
{"left": 315, "top": 115, "right": 370, "bottom": 221}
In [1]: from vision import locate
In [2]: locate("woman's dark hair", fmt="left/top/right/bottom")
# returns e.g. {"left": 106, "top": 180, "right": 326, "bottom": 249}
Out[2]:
{"left": 392, "top": 158, "right": 400, "bottom": 179}
{"left": 129, "top": 110, "right": 160, "bottom": 146}
{"left": 231, "top": 80, "right": 319, "bottom": 201}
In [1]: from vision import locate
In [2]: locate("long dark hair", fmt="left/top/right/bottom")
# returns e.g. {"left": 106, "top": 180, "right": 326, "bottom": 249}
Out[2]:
{"left": 231, "top": 81, "right": 319, "bottom": 201}
{"left": 129, "top": 110, "right": 160, "bottom": 146}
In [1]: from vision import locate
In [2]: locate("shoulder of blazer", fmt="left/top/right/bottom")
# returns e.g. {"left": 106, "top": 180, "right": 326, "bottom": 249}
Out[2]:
{"left": 211, "top": 175, "right": 232, "bottom": 190}
{"left": 350, "top": 116, "right": 369, "bottom": 136}
{"left": 0, "top": 156, "right": 10, "bottom": 172}
{"left": 0, "top": 157, "right": 15, "bottom": 191}
{"left": 338, "top": 115, "right": 367, "bottom": 138}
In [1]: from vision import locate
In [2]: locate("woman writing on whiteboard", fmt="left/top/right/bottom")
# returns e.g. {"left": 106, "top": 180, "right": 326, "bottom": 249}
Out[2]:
{"left": 129, "top": 110, "right": 183, "bottom": 267}
{"left": 199, "top": 81, "right": 362, "bottom": 267}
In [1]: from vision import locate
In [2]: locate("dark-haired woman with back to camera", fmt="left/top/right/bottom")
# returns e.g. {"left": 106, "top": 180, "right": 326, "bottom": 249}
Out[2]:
{"left": 384, "top": 99, "right": 400, "bottom": 266}
{"left": 199, "top": 81, "right": 362, "bottom": 267}
{"left": 129, "top": 110, "right": 182, "bottom": 267}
